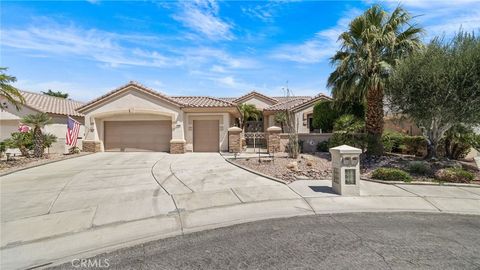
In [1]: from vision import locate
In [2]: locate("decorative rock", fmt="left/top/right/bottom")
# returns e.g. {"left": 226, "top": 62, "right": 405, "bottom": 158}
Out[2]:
{"left": 286, "top": 161, "right": 298, "bottom": 171}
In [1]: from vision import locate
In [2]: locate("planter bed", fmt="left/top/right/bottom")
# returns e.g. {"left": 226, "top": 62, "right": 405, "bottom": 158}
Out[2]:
{"left": 231, "top": 153, "right": 332, "bottom": 183}
{"left": 0, "top": 152, "right": 90, "bottom": 176}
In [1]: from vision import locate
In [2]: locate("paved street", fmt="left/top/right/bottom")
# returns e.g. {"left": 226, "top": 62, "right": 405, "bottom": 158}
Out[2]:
{"left": 1, "top": 152, "right": 479, "bottom": 269}
{"left": 50, "top": 212, "right": 480, "bottom": 270}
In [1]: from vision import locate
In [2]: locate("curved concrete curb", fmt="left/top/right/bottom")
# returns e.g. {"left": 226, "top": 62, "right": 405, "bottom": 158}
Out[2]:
{"left": 222, "top": 157, "right": 287, "bottom": 184}
{"left": 0, "top": 153, "right": 93, "bottom": 177}
{"left": 363, "top": 178, "right": 480, "bottom": 188}
{"left": 25, "top": 210, "right": 480, "bottom": 270}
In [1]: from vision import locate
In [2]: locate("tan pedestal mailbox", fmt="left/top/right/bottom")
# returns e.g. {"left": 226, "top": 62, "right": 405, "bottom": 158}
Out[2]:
{"left": 329, "top": 145, "right": 362, "bottom": 196}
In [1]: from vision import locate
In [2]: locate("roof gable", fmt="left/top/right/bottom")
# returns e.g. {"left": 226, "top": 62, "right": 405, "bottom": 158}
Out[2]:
{"left": 233, "top": 91, "right": 278, "bottom": 105}
{"left": 76, "top": 81, "right": 184, "bottom": 113}
{"left": 290, "top": 94, "right": 332, "bottom": 112}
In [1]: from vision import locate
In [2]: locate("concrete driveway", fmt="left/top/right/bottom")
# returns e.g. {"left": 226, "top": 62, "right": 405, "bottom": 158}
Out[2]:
{"left": 0, "top": 152, "right": 306, "bottom": 270}
{"left": 1, "top": 152, "right": 479, "bottom": 270}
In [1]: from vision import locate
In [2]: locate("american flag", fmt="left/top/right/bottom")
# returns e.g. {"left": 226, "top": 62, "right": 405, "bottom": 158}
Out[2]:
{"left": 66, "top": 116, "right": 81, "bottom": 146}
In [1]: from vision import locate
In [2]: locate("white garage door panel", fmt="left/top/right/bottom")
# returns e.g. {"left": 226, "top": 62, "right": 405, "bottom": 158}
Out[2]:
{"left": 104, "top": 121, "right": 171, "bottom": 152}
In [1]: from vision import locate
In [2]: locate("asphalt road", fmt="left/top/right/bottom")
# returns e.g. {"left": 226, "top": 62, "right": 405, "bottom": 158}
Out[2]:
{"left": 51, "top": 212, "right": 480, "bottom": 270}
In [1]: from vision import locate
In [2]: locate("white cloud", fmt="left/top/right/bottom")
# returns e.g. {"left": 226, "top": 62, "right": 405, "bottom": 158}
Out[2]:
{"left": 271, "top": 9, "right": 361, "bottom": 64}
{"left": 241, "top": 3, "right": 276, "bottom": 22}
{"left": 0, "top": 19, "right": 259, "bottom": 72}
{"left": 366, "top": 0, "right": 480, "bottom": 40}
{"left": 215, "top": 76, "right": 237, "bottom": 87}
{"left": 173, "top": 0, "right": 233, "bottom": 40}
{"left": 210, "top": 65, "right": 226, "bottom": 73}
{"left": 0, "top": 23, "right": 180, "bottom": 68}
{"left": 13, "top": 79, "right": 103, "bottom": 101}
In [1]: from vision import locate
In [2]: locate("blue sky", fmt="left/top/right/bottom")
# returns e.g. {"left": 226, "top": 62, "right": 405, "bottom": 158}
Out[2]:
{"left": 1, "top": 0, "right": 479, "bottom": 102}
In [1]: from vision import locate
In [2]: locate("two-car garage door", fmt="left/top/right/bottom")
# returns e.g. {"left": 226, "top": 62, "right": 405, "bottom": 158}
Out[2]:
{"left": 104, "top": 121, "right": 171, "bottom": 152}
{"left": 104, "top": 119, "right": 220, "bottom": 152}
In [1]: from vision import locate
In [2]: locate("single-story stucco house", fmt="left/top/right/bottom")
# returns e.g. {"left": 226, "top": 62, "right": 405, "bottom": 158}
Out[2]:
{"left": 76, "top": 81, "right": 332, "bottom": 153}
{"left": 0, "top": 91, "right": 85, "bottom": 154}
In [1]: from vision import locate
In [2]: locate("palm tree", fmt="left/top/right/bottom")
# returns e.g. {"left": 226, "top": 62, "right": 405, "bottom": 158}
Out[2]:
{"left": 327, "top": 5, "right": 423, "bottom": 155}
{"left": 274, "top": 111, "right": 287, "bottom": 132}
{"left": 22, "top": 113, "right": 52, "bottom": 158}
{"left": 4, "top": 132, "right": 33, "bottom": 158}
{"left": 43, "top": 133, "right": 58, "bottom": 155}
{"left": 238, "top": 103, "right": 261, "bottom": 131}
{"left": 0, "top": 67, "right": 25, "bottom": 110}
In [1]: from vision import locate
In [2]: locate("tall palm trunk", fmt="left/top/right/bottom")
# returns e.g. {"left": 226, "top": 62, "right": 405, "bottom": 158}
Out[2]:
{"left": 366, "top": 86, "right": 384, "bottom": 155}
{"left": 33, "top": 127, "right": 44, "bottom": 158}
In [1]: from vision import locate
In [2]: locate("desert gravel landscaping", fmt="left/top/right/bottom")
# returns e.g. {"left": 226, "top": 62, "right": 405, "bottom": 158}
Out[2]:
{"left": 0, "top": 153, "right": 88, "bottom": 175}
{"left": 232, "top": 152, "right": 480, "bottom": 184}
{"left": 232, "top": 153, "right": 332, "bottom": 182}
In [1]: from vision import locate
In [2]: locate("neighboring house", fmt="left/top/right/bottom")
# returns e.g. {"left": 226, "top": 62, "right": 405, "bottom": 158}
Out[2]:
{"left": 0, "top": 91, "right": 85, "bottom": 154}
{"left": 77, "top": 81, "right": 331, "bottom": 153}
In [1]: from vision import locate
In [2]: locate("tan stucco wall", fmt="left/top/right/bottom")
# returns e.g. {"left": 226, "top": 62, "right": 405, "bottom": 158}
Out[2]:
{"left": 240, "top": 96, "right": 274, "bottom": 110}
{"left": 82, "top": 88, "right": 184, "bottom": 151}
{"left": 184, "top": 113, "right": 230, "bottom": 152}
{"left": 294, "top": 106, "right": 314, "bottom": 133}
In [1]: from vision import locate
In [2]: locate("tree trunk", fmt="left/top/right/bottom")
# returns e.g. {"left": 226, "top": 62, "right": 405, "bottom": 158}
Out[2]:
{"left": 426, "top": 140, "right": 438, "bottom": 160}
{"left": 365, "top": 86, "right": 384, "bottom": 156}
{"left": 19, "top": 145, "right": 30, "bottom": 158}
{"left": 33, "top": 127, "right": 44, "bottom": 158}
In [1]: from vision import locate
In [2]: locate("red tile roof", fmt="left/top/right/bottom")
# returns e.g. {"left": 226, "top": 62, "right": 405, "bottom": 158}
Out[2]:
{"left": 289, "top": 94, "right": 332, "bottom": 111}
{"left": 263, "top": 98, "right": 311, "bottom": 111}
{"left": 20, "top": 91, "right": 84, "bottom": 116}
{"left": 170, "top": 96, "right": 236, "bottom": 107}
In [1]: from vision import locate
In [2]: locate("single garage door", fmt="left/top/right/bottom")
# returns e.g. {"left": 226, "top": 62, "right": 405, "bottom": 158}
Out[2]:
{"left": 104, "top": 121, "right": 171, "bottom": 152}
{"left": 193, "top": 120, "right": 219, "bottom": 152}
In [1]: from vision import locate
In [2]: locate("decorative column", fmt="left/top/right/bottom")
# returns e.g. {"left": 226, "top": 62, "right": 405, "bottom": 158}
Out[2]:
{"left": 228, "top": 127, "right": 242, "bottom": 153}
{"left": 170, "top": 139, "right": 186, "bottom": 154}
{"left": 267, "top": 126, "right": 281, "bottom": 153}
{"left": 82, "top": 140, "right": 101, "bottom": 152}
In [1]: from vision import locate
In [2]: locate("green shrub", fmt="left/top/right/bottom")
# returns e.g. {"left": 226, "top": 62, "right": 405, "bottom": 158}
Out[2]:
{"left": 435, "top": 167, "right": 475, "bottom": 183}
{"left": 407, "top": 161, "right": 432, "bottom": 175}
{"left": 333, "top": 114, "right": 365, "bottom": 133}
{"left": 371, "top": 168, "right": 412, "bottom": 182}
{"left": 381, "top": 132, "right": 428, "bottom": 156}
{"left": 298, "top": 140, "right": 305, "bottom": 153}
{"left": 440, "top": 124, "right": 480, "bottom": 160}
{"left": 316, "top": 141, "right": 329, "bottom": 152}
{"left": 0, "top": 141, "right": 6, "bottom": 154}
{"left": 4, "top": 132, "right": 34, "bottom": 157}
{"left": 312, "top": 100, "right": 338, "bottom": 133}
{"left": 403, "top": 136, "right": 427, "bottom": 156}
{"left": 327, "top": 132, "right": 367, "bottom": 152}
{"left": 382, "top": 131, "right": 406, "bottom": 153}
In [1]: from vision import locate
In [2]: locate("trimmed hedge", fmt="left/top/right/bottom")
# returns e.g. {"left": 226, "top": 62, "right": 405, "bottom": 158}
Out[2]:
{"left": 435, "top": 167, "right": 475, "bottom": 183}
{"left": 371, "top": 168, "right": 412, "bottom": 182}
{"left": 382, "top": 132, "right": 427, "bottom": 157}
